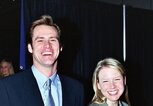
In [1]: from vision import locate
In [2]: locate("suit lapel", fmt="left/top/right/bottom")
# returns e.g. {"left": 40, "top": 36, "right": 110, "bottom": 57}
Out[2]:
{"left": 22, "top": 69, "right": 44, "bottom": 106}
{"left": 59, "top": 74, "right": 74, "bottom": 106}
{"left": 59, "top": 75, "right": 68, "bottom": 106}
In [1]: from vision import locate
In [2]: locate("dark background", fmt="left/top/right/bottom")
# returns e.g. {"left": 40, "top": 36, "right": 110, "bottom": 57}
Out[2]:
{"left": 0, "top": 0, "right": 20, "bottom": 72}
{"left": 1, "top": 0, "right": 153, "bottom": 106}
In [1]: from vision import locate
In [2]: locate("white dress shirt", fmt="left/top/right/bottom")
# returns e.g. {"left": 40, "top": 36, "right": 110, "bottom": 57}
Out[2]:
{"left": 31, "top": 65, "right": 62, "bottom": 106}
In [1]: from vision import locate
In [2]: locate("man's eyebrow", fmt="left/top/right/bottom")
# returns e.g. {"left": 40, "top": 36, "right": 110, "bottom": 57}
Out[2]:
{"left": 34, "top": 36, "right": 59, "bottom": 41}
{"left": 50, "top": 36, "right": 58, "bottom": 39}
{"left": 34, "top": 37, "right": 44, "bottom": 41}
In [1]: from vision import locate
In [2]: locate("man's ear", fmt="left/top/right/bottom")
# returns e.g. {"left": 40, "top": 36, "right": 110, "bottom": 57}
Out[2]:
{"left": 60, "top": 46, "right": 63, "bottom": 52}
{"left": 28, "top": 44, "right": 33, "bottom": 53}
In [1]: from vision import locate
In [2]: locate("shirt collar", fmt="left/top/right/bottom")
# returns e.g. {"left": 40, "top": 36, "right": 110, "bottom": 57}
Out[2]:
{"left": 31, "top": 65, "right": 58, "bottom": 88}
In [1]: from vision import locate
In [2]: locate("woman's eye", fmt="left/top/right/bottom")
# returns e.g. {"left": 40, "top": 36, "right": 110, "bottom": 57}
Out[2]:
{"left": 114, "top": 78, "right": 121, "bottom": 81}
{"left": 102, "top": 80, "right": 108, "bottom": 83}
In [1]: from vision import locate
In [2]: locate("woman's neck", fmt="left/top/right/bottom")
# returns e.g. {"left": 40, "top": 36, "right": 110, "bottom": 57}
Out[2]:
{"left": 106, "top": 99, "right": 118, "bottom": 106}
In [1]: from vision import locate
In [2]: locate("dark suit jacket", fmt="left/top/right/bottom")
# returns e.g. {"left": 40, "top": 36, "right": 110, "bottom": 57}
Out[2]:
{"left": 0, "top": 69, "right": 84, "bottom": 106}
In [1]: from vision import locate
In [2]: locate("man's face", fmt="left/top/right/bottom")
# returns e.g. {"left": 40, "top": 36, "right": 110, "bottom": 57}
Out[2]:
{"left": 28, "top": 25, "right": 61, "bottom": 68}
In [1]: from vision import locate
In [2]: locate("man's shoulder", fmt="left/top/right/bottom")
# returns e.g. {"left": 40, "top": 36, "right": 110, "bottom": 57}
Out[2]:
{"left": 0, "top": 69, "right": 33, "bottom": 82}
{"left": 59, "top": 74, "right": 84, "bottom": 90}
{"left": 59, "top": 74, "right": 82, "bottom": 85}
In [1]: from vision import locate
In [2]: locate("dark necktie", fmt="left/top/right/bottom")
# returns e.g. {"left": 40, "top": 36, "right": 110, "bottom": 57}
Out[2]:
{"left": 44, "top": 79, "right": 55, "bottom": 106}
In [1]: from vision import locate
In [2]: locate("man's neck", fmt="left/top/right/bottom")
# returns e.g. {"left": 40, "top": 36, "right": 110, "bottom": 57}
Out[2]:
{"left": 34, "top": 61, "right": 58, "bottom": 77}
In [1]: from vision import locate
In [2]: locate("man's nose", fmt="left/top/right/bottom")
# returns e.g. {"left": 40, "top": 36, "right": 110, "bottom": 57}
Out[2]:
{"left": 44, "top": 40, "right": 51, "bottom": 48}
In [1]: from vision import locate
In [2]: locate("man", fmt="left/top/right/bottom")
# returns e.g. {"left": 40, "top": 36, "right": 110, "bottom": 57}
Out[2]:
{"left": 0, "top": 15, "right": 84, "bottom": 106}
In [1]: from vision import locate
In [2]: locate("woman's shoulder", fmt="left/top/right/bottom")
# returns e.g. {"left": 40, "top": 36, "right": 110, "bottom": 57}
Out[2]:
{"left": 119, "top": 101, "right": 129, "bottom": 106}
{"left": 89, "top": 101, "right": 128, "bottom": 106}
{"left": 88, "top": 102, "right": 107, "bottom": 106}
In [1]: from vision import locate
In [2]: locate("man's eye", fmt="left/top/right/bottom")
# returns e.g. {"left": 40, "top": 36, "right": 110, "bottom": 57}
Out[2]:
{"left": 37, "top": 40, "right": 43, "bottom": 42}
{"left": 50, "top": 38, "right": 58, "bottom": 42}
{"left": 51, "top": 39, "right": 56, "bottom": 41}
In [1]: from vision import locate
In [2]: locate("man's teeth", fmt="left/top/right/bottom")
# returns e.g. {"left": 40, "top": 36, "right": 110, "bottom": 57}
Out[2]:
{"left": 42, "top": 52, "right": 52, "bottom": 55}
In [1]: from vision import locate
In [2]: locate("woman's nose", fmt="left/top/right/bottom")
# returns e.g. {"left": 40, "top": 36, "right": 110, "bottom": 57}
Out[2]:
{"left": 110, "top": 81, "right": 116, "bottom": 88}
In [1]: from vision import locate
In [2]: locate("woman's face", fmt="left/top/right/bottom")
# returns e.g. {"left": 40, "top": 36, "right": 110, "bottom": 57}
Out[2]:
{"left": 97, "top": 67, "right": 125, "bottom": 102}
{"left": 0, "top": 62, "right": 10, "bottom": 76}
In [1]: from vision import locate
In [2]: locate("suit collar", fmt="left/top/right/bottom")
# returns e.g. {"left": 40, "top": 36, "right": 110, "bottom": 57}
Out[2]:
{"left": 22, "top": 69, "right": 44, "bottom": 106}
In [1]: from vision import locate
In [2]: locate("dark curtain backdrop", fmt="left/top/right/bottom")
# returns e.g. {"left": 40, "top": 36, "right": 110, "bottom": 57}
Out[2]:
{"left": 2, "top": 0, "right": 153, "bottom": 105}
{"left": 0, "top": 0, "right": 20, "bottom": 72}
{"left": 126, "top": 6, "right": 153, "bottom": 106}
{"left": 24, "top": 0, "right": 123, "bottom": 104}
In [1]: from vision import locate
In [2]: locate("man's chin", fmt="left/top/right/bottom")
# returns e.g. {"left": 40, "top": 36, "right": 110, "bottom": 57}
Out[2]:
{"left": 43, "top": 62, "right": 56, "bottom": 67}
{"left": 43, "top": 63, "right": 53, "bottom": 67}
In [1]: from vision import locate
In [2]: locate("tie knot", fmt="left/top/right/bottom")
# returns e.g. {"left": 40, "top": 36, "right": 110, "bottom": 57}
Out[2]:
{"left": 44, "top": 79, "right": 51, "bottom": 90}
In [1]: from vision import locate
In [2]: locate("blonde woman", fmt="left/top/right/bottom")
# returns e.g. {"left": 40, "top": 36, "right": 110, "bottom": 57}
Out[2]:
{"left": 89, "top": 58, "right": 130, "bottom": 106}
{"left": 0, "top": 59, "right": 14, "bottom": 77}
